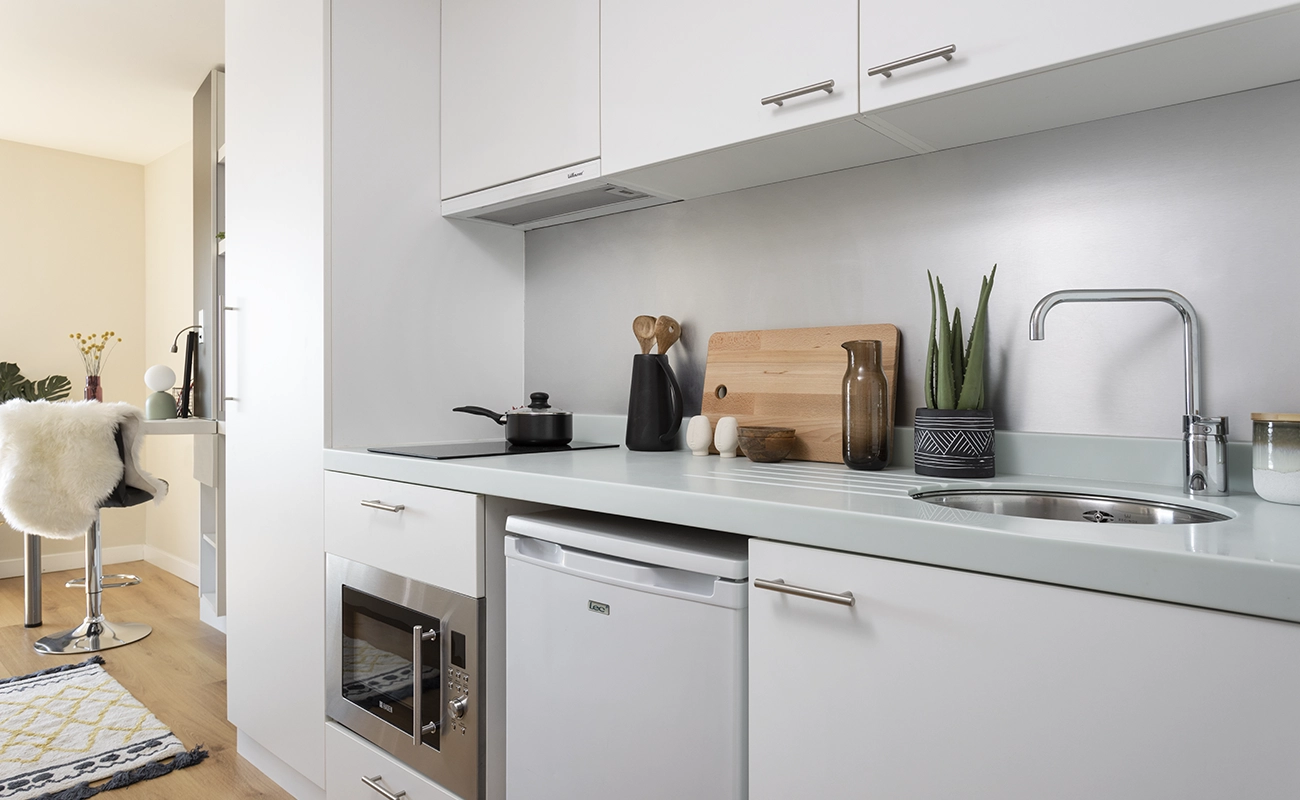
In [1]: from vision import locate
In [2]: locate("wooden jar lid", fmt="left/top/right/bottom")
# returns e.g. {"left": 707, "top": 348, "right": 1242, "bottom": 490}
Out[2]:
{"left": 1251, "top": 412, "right": 1300, "bottom": 422}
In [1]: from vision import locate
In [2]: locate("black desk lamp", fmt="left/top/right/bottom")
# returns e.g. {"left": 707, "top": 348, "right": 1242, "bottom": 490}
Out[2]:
{"left": 170, "top": 325, "right": 202, "bottom": 418}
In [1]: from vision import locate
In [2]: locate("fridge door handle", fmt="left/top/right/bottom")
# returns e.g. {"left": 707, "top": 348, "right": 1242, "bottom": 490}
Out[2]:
{"left": 504, "top": 534, "right": 746, "bottom": 608}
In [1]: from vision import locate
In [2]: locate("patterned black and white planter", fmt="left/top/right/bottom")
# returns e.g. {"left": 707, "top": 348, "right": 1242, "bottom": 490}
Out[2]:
{"left": 913, "top": 408, "right": 996, "bottom": 478}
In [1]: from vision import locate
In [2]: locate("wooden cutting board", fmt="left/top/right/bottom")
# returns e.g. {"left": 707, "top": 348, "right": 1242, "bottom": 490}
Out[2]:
{"left": 700, "top": 324, "right": 901, "bottom": 463}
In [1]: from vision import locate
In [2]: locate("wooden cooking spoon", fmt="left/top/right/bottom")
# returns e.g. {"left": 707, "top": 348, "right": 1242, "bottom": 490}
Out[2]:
{"left": 655, "top": 315, "right": 681, "bottom": 355}
{"left": 633, "top": 315, "right": 657, "bottom": 355}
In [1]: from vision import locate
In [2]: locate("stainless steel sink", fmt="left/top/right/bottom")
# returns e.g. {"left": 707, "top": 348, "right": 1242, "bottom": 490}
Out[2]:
{"left": 911, "top": 489, "right": 1230, "bottom": 525}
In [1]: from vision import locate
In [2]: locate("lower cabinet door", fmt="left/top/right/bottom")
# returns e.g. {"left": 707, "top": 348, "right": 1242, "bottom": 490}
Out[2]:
{"left": 749, "top": 539, "right": 1300, "bottom": 800}
{"left": 325, "top": 723, "right": 458, "bottom": 800}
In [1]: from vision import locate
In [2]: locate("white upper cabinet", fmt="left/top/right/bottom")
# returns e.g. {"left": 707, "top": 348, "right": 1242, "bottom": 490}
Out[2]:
{"left": 860, "top": 0, "right": 1299, "bottom": 114}
{"left": 441, "top": 0, "right": 600, "bottom": 200}
{"left": 601, "top": 0, "right": 860, "bottom": 175}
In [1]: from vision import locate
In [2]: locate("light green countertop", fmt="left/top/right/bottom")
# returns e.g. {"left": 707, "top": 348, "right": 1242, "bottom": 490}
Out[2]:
{"left": 323, "top": 444, "right": 1300, "bottom": 624}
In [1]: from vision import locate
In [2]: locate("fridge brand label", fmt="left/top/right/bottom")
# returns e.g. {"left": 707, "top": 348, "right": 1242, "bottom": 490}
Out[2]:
{"left": 588, "top": 600, "right": 610, "bottom": 615}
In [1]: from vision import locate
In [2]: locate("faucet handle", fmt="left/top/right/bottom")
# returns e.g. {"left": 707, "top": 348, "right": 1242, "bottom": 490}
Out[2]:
{"left": 1185, "top": 415, "right": 1228, "bottom": 438}
{"left": 1184, "top": 415, "right": 1229, "bottom": 496}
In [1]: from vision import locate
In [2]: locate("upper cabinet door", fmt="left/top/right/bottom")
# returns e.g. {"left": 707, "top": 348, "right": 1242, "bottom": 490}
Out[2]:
{"left": 441, "top": 0, "right": 600, "bottom": 200}
{"left": 860, "top": 0, "right": 1298, "bottom": 114}
{"left": 601, "top": 0, "right": 860, "bottom": 175}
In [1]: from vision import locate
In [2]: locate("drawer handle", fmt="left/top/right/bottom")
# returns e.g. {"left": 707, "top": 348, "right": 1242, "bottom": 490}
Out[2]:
{"left": 761, "top": 79, "right": 835, "bottom": 107}
{"left": 410, "top": 624, "right": 439, "bottom": 745}
{"left": 867, "top": 44, "right": 956, "bottom": 78}
{"left": 754, "top": 577, "right": 855, "bottom": 606}
{"left": 362, "top": 775, "right": 407, "bottom": 799}
{"left": 360, "top": 500, "right": 405, "bottom": 513}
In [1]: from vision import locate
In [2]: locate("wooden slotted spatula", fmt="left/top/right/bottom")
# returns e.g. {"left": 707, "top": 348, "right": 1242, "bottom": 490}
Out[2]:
{"left": 633, "top": 315, "right": 657, "bottom": 355}
{"left": 655, "top": 315, "right": 681, "bottom": 355}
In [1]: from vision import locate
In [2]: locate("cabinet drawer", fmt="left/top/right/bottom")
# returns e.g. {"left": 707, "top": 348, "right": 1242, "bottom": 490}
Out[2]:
{"left": 324, "top": 471, "right": 483, "bottom": 597}
{"left": 326, "top": 722, "right": 458, "bottom": 800}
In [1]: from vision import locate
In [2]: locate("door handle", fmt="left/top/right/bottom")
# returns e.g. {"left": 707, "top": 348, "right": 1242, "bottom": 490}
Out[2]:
{"left": 754, "top": 577, "right": 855, "bottom": 606}
{"left": 867, "top": 44, "right": 956, "bottom": 78}
{"left": 761, "top": 79, "right": 835, "bottom": 107}
{"left": 360, "top": 500, "right": 405, "bottom": 513}
{"left": 361, "top": 775, "right": 407, "bottom": 799}
{"left": 410, "top": 624, "right": 439, "bottom": 745}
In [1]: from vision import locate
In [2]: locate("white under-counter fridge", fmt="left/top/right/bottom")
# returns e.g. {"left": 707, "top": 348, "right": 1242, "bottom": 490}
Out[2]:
{"left": 504, "top": 509, "right": 749, "bottom": 800}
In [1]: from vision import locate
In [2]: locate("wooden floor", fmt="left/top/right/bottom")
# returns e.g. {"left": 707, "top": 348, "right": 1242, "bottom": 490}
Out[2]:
{"left": 0, "top": 561, "right": 293, "bottom": 799}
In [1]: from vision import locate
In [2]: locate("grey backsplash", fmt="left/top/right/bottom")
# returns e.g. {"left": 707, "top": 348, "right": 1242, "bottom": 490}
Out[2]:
{"left": 524, "top": 80, "right": 1300, "bottom": 443}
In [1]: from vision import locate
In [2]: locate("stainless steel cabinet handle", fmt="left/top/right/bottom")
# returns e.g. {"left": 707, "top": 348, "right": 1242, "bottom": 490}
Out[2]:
{"left": 361, "top": 775, "right": 408, "bottom": 799}
{"left": 410, "top": 624, "right": 439, "bottom": 745}
{"left": 867, "top": 44, "right": 956, "bottom": 78}
{"left": 754, "top": 577, "right": 855, "bottom": 606}
{"left": 761, "top": 79, "right": 835, "bottom": 107}
{"left": 360, "top": 500, "right": 405, "bottom": 513}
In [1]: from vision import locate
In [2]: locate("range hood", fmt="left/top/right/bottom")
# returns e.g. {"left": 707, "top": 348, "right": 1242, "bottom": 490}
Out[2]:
{"left": 441, "top": 159, "right": 678, "bottom": 230}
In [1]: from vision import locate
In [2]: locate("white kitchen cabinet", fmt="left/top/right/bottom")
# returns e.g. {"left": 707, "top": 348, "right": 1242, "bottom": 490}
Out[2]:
{"left": 861, "top": 2, "right": 1300, "bottom": 153}
{"left": 749, "top": 539, "right": 1300, "bottom": 800}
{"left": 224, "top": 0, "right": 327, "bottom": 792}
{"left": 600, "top": 0, "right": 860, "bottom": 175}
{"left": 326, "top": 723, "right": 458, "bottom": 800}
{"left": 323, "top": 472, "right": 483, "bottom": 597}
{"left": 440, "top": 0, "right": 600, "bottom": 199}
{"left": 859, "top": 0, "right": 1297, "bottom": 114}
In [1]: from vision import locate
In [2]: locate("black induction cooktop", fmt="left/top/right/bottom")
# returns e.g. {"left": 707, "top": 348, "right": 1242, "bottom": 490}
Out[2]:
{"left": 368, "top": 441, "right": 619, "bottom": 460}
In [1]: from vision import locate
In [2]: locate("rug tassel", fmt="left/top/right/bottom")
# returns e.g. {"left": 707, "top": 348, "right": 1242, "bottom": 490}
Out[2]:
{"left": 0, "top": 656, "right": 104, "bottom": 688}
{"left": 38, "top": 745, "right": 209, "bottom": 800}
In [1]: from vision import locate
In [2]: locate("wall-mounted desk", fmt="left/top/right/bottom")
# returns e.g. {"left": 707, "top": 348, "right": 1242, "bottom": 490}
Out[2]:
{"left": 24, "top": 417, "right": 221, "bottom": 627}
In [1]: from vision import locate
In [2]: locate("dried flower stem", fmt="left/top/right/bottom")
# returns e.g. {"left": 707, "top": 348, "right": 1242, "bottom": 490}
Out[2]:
{"left": 68, "top": 330, "right": 123, "bottom": 377}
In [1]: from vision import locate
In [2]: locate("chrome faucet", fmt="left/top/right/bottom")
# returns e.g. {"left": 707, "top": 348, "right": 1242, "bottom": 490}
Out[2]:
{"left": 1029, "top": 289, "right": 1228, "bottom": 496}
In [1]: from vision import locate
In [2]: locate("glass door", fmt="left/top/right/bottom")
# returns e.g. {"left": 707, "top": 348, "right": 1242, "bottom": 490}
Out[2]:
{"left": 340, "top": 585, "right": 441, "bottom": 749}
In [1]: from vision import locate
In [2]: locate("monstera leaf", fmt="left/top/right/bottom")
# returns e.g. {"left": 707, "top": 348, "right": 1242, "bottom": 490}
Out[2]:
{"left": 0, "top": 362, "right": 25, "bottom": 401}
{"left": 33, "top": 374, "right": 72, "bottom": 401}
{"left": 0, "top": 362, "right": 72, "bottom": 402}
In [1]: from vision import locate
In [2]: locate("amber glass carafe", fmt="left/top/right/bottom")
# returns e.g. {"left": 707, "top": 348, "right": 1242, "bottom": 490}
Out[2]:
{"left": 842, "top": 340, "right": 888, "bottom": 470}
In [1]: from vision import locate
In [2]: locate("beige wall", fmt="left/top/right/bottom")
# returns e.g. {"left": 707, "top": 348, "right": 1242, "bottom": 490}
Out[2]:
{"left": 143, "top": 142, "right": 199, "bottom": 583}
{"left": 0, "top": 138, "right": 146, "bottom": 571}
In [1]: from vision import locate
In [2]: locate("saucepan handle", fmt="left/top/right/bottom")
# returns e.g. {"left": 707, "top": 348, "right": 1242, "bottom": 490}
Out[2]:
{"left": 453, "top": 406, "right": 507, "bottom": 425}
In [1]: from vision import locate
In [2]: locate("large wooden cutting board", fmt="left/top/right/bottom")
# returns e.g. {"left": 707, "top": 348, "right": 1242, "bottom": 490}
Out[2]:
{"left": 700, "top": 324, "right": 901, "bottom": 463}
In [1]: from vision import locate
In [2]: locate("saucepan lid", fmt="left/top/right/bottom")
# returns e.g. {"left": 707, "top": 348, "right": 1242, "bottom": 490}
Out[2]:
{"left": 508, "top": 392, "right": 569, "bottom": 416}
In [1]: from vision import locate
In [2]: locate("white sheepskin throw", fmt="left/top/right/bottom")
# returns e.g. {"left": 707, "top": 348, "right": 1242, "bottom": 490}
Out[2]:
{"left": 0, "top": 400, "right": 168, "bottom": 539}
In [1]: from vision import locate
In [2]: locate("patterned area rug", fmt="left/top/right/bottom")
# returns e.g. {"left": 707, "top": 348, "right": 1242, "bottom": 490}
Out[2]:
{"left": 0, "top": 657, "right": 206, "bottom": 800}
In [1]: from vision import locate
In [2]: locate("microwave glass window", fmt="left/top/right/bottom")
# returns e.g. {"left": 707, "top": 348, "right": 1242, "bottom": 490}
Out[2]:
{"left": 341, "top": 585, "right": 441, "bottom": 749}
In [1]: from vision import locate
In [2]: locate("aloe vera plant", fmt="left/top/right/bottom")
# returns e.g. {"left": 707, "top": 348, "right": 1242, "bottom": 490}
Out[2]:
{"left": 924, "top": 265, "right": 997, "bottom": 411}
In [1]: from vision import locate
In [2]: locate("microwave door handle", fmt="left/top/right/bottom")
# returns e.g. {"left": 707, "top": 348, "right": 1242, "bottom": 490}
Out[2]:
{"left": 410, "top": 625, "right": 439, "bottom": 744}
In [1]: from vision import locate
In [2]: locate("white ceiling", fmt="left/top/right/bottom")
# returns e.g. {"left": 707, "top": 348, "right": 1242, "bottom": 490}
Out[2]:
{"left": 0, "top": 1, "right": 224, "bottom": 165}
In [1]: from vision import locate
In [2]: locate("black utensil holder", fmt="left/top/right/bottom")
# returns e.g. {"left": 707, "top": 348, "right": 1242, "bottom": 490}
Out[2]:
{"left": 626, "top": 354, "right": 683, "bottom": 451}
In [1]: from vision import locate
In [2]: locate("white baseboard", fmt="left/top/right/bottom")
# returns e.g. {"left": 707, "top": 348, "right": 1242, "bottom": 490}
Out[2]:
{"left": 143, "top": 545, "right": 198, "bottom": 586}
{"left": 0, "top": 544, "right": 145, "bottom": 580}
{"left": 237, "top": 730, "right": 325, "bottom": 800}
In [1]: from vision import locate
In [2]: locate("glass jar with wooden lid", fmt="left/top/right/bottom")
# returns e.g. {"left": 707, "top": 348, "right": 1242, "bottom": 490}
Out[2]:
{"left": 1251, "top": 413, "right": 1300, "bottom": 505}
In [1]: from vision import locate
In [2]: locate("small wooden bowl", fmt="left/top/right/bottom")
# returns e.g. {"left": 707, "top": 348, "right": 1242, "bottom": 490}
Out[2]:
{"left": 737, "top": 426, "right": 796, "bottom": 463}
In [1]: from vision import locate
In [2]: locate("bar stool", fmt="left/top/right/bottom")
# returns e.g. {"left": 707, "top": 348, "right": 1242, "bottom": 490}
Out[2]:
{"left": 0, "top": 399, "right": 167, "bottom": 653}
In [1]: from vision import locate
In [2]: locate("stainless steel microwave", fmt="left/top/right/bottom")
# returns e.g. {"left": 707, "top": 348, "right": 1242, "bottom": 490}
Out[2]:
{"left": 326, "top": 554, "right": 485, "bottom": 799}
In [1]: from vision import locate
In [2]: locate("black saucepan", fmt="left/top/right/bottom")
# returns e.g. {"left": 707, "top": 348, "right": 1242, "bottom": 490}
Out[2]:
{"left": 453, "top": 392, "right": 573, "bottom": 446}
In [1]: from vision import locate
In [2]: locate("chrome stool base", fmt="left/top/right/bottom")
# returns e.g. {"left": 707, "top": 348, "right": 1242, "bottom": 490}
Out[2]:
{"left": 34, "top": 617, "right": 151, "bottom": 654}
{"left": 33, "top": 512, "right": 149, "bottom": 655}
{"left": 65, "top": 574, "right": 141, "bottom": 590}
